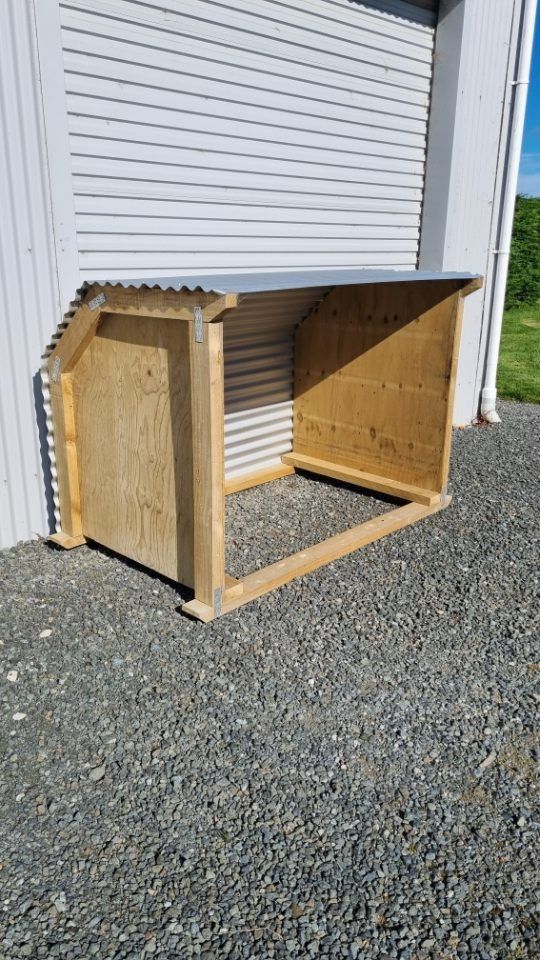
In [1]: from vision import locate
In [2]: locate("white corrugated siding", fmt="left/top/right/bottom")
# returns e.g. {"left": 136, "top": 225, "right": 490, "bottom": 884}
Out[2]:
{"left": 60, "top": 0, "right": 437, "bottom": 278}
{"left": 0, "top": 0, "right": 63, "bottom": 548}
{"left": 58, "top": 0, "right": 438, "bottom": 480}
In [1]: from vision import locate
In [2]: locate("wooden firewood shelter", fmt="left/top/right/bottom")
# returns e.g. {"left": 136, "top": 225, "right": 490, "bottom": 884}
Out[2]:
{"left": 45, "top": 270, "right": 481, "bottom": 621}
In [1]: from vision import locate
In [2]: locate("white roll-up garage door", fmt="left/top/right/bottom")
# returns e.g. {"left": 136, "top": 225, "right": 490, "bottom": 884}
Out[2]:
{"left": 59, "top": 0, "right": 438, "bottom": 480}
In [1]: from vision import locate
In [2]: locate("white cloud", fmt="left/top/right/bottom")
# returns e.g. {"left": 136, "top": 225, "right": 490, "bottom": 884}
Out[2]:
{"left": 518, "top": 152, "right": 540, "bottom": 195}
{"left": 518, "top": 170, "right": 540, "bottom": 196}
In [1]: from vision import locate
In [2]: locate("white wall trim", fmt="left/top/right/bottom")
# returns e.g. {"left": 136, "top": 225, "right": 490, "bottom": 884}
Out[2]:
{"left": 32, "top": 0, "right": 79, "bottom": 314}
{"left": 420, "top": 0, "right": 523, "bottom": 424}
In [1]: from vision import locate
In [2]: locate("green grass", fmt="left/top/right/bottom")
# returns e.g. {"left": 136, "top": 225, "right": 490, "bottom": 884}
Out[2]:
{"left": 497, "top": 301, "right": 540, "bottom": 404}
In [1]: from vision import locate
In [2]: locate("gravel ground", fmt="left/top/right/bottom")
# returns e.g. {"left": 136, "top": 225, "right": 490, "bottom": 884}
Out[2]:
{"left": 1, "top": 398, "right": 539, "bottom": 960}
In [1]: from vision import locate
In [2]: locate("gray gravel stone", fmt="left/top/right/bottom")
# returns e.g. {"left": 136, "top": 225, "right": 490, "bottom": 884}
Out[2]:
{"left": 0, "top": 400, "right": 539, "bottom": 959}
{"left": 88, "top": 764, "right": 106, "bottom": 783}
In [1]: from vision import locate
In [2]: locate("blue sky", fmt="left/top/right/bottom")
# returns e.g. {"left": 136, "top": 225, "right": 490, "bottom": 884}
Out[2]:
{"left": 518, "top": 13, "right": 540, "bottom": 195}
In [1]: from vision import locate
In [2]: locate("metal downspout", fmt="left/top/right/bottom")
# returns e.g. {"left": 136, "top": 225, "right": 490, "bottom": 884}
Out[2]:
{"left": 481, "top": 0, "right": 538, "bottom": 423}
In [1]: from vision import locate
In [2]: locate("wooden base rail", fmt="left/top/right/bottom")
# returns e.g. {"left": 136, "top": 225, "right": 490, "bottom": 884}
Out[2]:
{"left": 282, "top": 453, "right": 443, "bottom": 507}
{"left": 225, "top": 463, "right": 294, "bottom": 495}
{"left": 182, "top": 498, "right": 449, "bottom": 622}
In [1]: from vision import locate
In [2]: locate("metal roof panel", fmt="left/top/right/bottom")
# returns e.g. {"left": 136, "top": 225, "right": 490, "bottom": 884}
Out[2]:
{"left": 85, "top": 268, "right": 479, "bottom": 296}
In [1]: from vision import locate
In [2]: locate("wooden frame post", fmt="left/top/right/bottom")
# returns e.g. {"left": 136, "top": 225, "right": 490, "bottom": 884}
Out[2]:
{"left": 47, "top": 296, "right": 105, "bottom": 550}
{"left": 182, "top": 317, "right": 226, "bottom": 620}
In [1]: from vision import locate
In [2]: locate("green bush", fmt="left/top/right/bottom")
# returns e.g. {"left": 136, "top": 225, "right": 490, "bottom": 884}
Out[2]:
{"left": 505, "top": 195, "right": 540, "bottom": 308}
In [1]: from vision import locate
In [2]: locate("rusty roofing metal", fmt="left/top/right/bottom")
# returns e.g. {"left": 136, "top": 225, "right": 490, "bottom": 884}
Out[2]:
{"left": 85, "top": 269, "right": 480, "bottom": 296}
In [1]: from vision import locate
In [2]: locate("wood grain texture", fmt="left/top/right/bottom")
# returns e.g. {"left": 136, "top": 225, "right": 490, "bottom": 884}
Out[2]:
{"left": 293, "top": 280, "right": 463, "bottom": 492}
{"left": 48, "top": 531, "right": 86, "bottom": 549}
{"left": 48, "top": 302, "right": 103, "bottom": 375}
{"left": 82, "top": 284, "right": 223, "bottom": 322}
{"left": 282, "top": 452, "right": 441, "bottom": 506}
{"left": 49, "top": 376, "right": 84, "bottom": 538}
{"left": 73, "top": 313, "right": 194, "bottom": 584}
{"left": 439, "top": 292, "right": 465, "bottom": 490}
{"left": 224, "top": 574, "right": 244, "bottom": 600}
{"left": 225, "top": 463, "right": 294, "bottom": 495}
{"left": 189, "top": 319, "right": 226, "bottom": 608}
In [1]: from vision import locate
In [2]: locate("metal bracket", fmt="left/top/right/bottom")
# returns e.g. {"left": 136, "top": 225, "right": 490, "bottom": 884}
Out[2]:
{"left": 51, "top": 356, "right": 62, "bottom": 383}
{"left": 213, "top": 586, "right": 223, "bottom": 617}
{"left": 87, "top": 291, "right": 107, "bottom": 311}
{"left": 194, "top": 305, "right": 204, "bottom": 342}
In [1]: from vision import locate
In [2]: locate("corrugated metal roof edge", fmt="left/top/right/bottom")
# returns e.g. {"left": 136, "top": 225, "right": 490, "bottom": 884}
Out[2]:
{"left": 78, "top": 268, "right": 480, "bottom": 297}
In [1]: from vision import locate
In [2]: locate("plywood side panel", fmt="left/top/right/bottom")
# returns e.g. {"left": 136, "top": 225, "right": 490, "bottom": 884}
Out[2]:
{"left": 293, "top": 281, "right": 462, "bottom": 492}
{"left": 72, "top": 313, "right": 194, "bottom": 584}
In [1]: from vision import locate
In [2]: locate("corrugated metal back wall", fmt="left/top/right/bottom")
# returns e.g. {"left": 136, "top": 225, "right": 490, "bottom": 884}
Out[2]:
{"left": 0, "top": 0, "right": 61, "bottom": 548}
{"left": 59, "top": 0, "right": 438, "bottom": 481}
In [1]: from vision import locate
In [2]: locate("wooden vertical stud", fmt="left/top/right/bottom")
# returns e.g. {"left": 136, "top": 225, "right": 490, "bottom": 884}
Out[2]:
{"left": 47, "top": 296, "right": 104, "bottom": 547}
{"left": 438, "top": 290, "right": 465, "bottom": 493}
{"left": 187, "top": 318, "right": 226, "bottom": 612}
{"left": 48, "top": 374, "right": 84, "bottom": 543}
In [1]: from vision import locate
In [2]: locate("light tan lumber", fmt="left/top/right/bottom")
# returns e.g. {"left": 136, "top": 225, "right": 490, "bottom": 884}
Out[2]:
{"left": 48, "top": 531, "right": 86, "bottom": 549}
{"left": 461, "top": 277, "right": 484, "bottom": 296}
{"left": 82, "top": 284, "right": 222, "bottom": 322}
{"left": 181, "top": 598, "right": 216, "bottom": 623}
{"left": 48, "top": 300, "right": 103, "bottom": 375}
{"left": 225, "top": 463, "right": 295, "bottom": 495}
{"left": 49, "top": 375, "right": 84, "bottom": 538}
{"left": 181, "top": 577, "right": 243, "bottom": 621}
{"left": 47, "top": 298, "right": 104, "bottom": 541}
{"left": 282, "top": 453, "right": 441, "bottom": 506}
{"left": 182, "top": 576, "right": 244, "bottom": 621}
{"left": 202, "top": 293, "right": 240, "bottom": 322}
{"left": 224, "top": 574, "right": 244, "bottom": 600}
{"left": 439, "top": 291, "right": 465, "bottom": 490}
{"left": 189, "top": 319, "right": 226, "bottom": 611}
{"left": 80, "top": 286, "right": 238, "bottom": 324}
{"left": 293, "top": 279, "right": 464, "bottom": 493}
{"left": 73, "top": 313, "right": 195, "bottom": 585}
{"left": 184, "top": 500, "right": 449, "bottom": 621}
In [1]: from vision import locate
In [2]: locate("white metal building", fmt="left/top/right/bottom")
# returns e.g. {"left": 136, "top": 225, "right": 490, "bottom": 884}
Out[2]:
{"left": 0, "top": 0, "right": 536, "bottom": 548}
